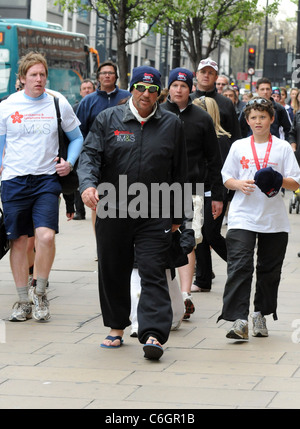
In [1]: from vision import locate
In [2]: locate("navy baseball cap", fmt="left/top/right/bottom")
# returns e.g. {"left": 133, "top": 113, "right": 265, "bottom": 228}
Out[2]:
{"left": 254, "top": 167, "right": 283, "bottom": 198}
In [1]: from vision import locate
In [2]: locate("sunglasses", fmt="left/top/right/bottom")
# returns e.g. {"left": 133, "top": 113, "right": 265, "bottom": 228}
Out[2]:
{"left": 200, "top": 59, "right": 218, "bottom": 67}
{"left": 133, "top": 84, "right": 159, "bottom": 93}
{"left": 246, "top": 98, "right": 269, "bottom": 106}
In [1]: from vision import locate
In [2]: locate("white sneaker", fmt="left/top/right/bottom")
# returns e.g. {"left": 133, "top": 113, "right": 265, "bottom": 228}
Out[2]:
{"left": 32, "top": 290, "right": 51, "bottom": 321}
{"left": 252, "top": 313, "right": 268, "bottom": 337}
{"left": 182, "top": 292, "right": 195, "bottom": 320}
{"left": 226, "top": 319, "right": 249, "bottom": 340}
{"left": 171, "top": 318, "right": 183, "bottom": 330}
{"left": 28, "top": 285, "right": 35, "bottom": 304}
{"left": 9, "top": 302, "right": 32, "bottom": 322}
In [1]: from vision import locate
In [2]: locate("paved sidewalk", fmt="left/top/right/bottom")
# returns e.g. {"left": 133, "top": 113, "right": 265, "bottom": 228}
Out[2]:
{"left": 0, "top": 192, "right": 300, "bottom": 409}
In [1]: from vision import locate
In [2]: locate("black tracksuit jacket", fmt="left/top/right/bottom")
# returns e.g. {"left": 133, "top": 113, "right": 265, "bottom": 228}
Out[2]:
{"left": 161, "top": 96, "right": 224, "bottom": 202}
{"left": 77, "top": 100, "right": 188, "bottom": 224}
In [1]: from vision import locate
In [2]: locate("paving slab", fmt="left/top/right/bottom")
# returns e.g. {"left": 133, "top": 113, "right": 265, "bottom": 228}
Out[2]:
{"left": 0, "top": 192, "right": 300, "bottom": 410}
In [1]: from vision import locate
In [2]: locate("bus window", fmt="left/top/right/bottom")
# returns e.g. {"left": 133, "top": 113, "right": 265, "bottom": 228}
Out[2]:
{"left": 0, "top": 19, "right": 98, "bottom": 101}
{"left": 47, "top": 68, "right": 82, "bottom": 105}
{"left": 0, "top": 67, "right": 11, "bottom": 94}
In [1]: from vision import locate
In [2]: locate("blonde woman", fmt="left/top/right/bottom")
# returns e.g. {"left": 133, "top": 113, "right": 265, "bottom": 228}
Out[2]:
{"left": 193, "top": 97, "right": 231, "bottom": 155}
{"left": 242, "top": 91, "right": 253, "bottom": 103}
{"left": 191, "top": 96, "right": 231, "bottom": 292}
{"left": 289, "top": 87, "right": 299, "bottom": 115}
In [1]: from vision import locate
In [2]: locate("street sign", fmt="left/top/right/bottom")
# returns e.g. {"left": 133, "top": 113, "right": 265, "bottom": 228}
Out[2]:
{"left": 248, "top": 68, "right": 255, "bottom": 75}
{"left": 237, "top": 72, "right": 248, "bottom": 81}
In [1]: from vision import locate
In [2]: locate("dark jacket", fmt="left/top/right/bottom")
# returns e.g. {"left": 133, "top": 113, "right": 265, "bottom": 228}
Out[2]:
{"left": 239, "top": 98, "right": 292, "bottom": 140}
{"left": 77, "top": 101, "right": 188, "bottom": 224}
{"left": 161, "top": 96, "right": 224, "bottom": 201}
{"left": 288, "top": 110, "right": 300, "bottom": 165}
{"left": 76, "top": 85, "right": 131, "bottom": 138}
{"left": 190, "top": 88, "right": 241, "bottom": 143}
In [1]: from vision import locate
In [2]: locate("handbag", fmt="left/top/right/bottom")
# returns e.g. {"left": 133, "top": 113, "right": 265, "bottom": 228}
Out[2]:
{"left": 53, "top": 97, "right": 79, "bottom": 195}
{"left": 0, "top": 208, "right": 9, "bottom": 260}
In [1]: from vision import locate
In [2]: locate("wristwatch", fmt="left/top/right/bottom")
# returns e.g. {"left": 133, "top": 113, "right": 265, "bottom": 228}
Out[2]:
{"left": 68, "top": 162, "right": 73, "bottom": 172}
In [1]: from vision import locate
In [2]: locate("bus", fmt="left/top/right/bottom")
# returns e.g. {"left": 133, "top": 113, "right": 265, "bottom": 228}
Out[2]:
{"left": 0, "top": 18, "right": 99, "bottom": 104}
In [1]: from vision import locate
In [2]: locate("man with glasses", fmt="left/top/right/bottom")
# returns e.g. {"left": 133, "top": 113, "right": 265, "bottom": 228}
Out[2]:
{"left": 76, "top": 61, "right": 131, "bottom": 139}
{"left": 75, "top": 61, "right": 131, "bottom": 257}
{"left": 77, "top": 65, "right": 187, "bottom": 360}
{"left": 216, "top": 75, "right": 229, "bottom": 94}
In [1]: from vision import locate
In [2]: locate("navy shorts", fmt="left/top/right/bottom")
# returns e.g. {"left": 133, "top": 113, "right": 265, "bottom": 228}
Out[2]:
{"left": 1, "top": 174, "right": 62, "bottom": 240}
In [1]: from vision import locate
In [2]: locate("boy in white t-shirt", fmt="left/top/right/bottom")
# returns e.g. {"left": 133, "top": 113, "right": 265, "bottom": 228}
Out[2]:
{"left": 218, "top": 97, "right": 300, "bottom": 340}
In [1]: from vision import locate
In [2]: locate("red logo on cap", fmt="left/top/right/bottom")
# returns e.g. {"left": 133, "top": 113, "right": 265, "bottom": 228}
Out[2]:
{"left": 143, "top": 73, "right": 154, "bottom": 83}
{"left": 178, "top": 72, "right": 187, "bottom": 81}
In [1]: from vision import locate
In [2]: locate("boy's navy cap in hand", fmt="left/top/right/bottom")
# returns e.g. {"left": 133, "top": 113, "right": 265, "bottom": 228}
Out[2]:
{"left": 254, "top": 166, "right": 283, "bottom": 198}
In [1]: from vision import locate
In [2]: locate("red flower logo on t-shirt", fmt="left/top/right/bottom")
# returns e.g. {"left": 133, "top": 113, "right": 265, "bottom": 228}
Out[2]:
{"left": 11, "top": 111, "right": 23, "bottom": 124}
{"left": 240, "top": 156, "right": 250, "bottom": 169}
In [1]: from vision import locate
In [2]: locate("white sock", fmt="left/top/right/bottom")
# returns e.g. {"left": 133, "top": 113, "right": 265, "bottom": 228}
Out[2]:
{"left": 36, "top": 277, "right": 48, "bottom": 296}
{"left": 17, "top": 286, "right": 29, "bottom": 303}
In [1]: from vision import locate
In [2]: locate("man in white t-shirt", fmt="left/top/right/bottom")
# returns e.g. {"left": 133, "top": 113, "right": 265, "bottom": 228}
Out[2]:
{"left": 218, "top": 97, "right": 300, "bottom": 340}
{"left": 0, "top": 52, "right": 83, "bottom": 322}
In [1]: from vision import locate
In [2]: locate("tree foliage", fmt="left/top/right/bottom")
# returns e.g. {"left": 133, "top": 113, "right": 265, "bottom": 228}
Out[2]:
{"left": 56, "top": 0, "right": 163, "bottom": 88}
{"left": 56, "top": 0, "right": 280, "bottom": 87}
{"left": 155, "top": 0, "right": 280, "bottom": 71}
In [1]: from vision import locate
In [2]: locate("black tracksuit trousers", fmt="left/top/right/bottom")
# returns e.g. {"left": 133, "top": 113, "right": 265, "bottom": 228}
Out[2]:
{"left": 218, "top": 229, "right": 288, "bottom": 322}
{"left": 95, "top": 215, "right": 173, "bottom": 345}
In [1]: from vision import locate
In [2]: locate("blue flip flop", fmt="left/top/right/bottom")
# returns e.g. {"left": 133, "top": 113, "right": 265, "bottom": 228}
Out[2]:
{"left": 143, "top": 339, "right": 164, "bottom": 360}
{"left": 100, "top": 335, "right": 123, "bottom": 349}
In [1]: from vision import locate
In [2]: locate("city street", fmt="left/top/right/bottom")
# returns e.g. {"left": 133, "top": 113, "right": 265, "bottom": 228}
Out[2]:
{"left": 0, "top": 192, "right": 300, "bottom": 410}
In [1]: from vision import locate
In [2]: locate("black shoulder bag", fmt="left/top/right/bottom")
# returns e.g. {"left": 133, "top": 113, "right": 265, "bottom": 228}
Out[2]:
{"left": 0, "top": 208, "right": 9, "bottom": 260}
{"left": 53, "top": 97, "right": 79, "bottom": 195}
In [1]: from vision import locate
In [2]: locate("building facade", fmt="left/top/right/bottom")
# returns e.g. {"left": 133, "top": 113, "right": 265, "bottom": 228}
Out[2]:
{"left": 0, "top": 0, "right": 230, "bottom": 87}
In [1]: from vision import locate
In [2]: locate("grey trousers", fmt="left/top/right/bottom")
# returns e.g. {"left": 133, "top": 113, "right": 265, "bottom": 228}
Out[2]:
{"left": 218, "top": 228, "right": 288, "bottom": 322}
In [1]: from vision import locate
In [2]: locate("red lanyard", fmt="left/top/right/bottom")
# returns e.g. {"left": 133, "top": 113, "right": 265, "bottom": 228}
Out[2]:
{"left": 250, "top": 134, "right": 272, "bottom": 170}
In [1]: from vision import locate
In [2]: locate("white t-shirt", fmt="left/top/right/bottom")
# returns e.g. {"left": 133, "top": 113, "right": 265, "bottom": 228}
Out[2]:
{"left": 0, "top": 90, "right": 80, "bottom": 180}
{"left": 221, "top": 135, "right": 300, "bottom": 233}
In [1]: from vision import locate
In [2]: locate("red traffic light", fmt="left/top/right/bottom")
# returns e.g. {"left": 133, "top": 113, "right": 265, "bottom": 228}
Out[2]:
{"left": 249, "top": 47, "right": 255, "bottom": 54}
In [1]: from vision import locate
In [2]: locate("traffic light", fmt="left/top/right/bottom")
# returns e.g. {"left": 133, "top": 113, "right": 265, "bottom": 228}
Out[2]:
{"left": 248, "top": 45, "right": 256, "bottom": 71}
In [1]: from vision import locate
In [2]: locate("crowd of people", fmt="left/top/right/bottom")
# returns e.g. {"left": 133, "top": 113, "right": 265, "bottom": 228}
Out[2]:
{"left": 1, "top": 52, "right": 300, "bottom": 360}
